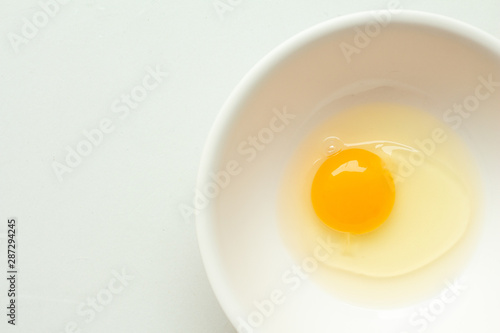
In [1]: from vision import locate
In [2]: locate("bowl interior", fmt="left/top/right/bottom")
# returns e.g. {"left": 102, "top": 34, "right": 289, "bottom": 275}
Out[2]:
{"left": 197, "top": 11, "right": 500, "bottom": 333}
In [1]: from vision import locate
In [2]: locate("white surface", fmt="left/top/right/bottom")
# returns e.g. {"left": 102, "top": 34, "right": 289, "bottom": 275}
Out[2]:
{"left": 0, "top": 1, "right": 498, "bottom": 333}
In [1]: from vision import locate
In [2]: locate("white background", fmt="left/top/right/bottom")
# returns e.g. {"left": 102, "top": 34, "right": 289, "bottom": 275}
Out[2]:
{"left": 0, "top": 0, "right": 498, "bottom": 332}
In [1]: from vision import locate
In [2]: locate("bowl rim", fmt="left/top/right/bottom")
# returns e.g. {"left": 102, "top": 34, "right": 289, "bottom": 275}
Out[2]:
{"left": 195, "top": 9, "right": 500, "bottom": 329}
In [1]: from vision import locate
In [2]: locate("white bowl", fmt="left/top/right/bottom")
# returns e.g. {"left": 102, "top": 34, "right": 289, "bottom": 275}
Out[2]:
{"left": 197, "top": 10, "right": 500, "bottom": 333}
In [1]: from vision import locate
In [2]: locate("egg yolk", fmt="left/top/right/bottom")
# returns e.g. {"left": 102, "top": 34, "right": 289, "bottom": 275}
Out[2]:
{"left": 311, "top": 148, "right": 395, "bottom": 234}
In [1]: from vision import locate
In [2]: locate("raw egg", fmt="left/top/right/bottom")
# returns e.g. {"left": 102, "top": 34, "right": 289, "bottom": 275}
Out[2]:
{"left": 278, "top": 102, "right": 482, "bottom": 307}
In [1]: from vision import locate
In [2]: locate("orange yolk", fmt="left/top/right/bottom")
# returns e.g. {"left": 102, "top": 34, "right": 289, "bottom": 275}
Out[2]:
{"left": 311, "top": 148, "right": 395, "bottom": 234}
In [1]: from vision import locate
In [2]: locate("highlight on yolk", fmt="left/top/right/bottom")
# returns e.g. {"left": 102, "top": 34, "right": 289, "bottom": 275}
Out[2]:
{"left": 311, "top": 148, "right": 395, "bottom": 234}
